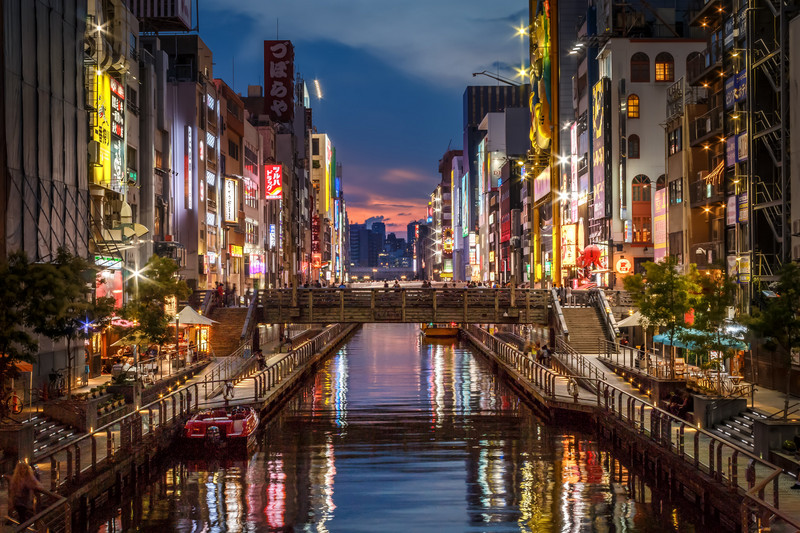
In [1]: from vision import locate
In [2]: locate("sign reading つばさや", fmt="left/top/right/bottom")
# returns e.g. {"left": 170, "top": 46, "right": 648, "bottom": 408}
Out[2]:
{"left": 264, "top": 41, "right": 295, "bottom": 123}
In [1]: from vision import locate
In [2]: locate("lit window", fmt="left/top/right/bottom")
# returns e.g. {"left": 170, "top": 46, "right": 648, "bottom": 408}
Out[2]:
{"left": 655, "top": 52, "right": 675, "bottom": 82}
{"left": 627, "top": 95, "right": 640, "bottom": 119}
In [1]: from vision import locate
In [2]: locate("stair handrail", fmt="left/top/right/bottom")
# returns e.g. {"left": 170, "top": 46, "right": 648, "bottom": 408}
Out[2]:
{"left": 552, "top": 337, "right": 606, "bottom": 393}
{"left": 589, "top": 288, "right": 619, "bottom": 342}
{"left": 240, "top": 289, "right": 259, "bottom": 341}
{"left": 204, "top": 339, "right": 253, "bottom": 399}
{"left": 200, "top": 289, "right": 218, "bottom": 316}
{"left": 550, "top": 289, "right": 569, "bottom": 339}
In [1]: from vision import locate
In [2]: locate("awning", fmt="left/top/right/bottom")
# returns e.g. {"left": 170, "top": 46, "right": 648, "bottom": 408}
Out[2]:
{"left": 652, "top": 327, "right": 749, "bottom": 350}
{"left": 617, "top": 311, "right": 643, "bottom": 328}
{"left": 173, "top": 306, "right": 218, "bottom": 326}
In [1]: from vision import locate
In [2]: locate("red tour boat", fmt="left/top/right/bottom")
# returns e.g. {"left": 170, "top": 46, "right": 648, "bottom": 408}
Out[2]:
{"left": 183, "top": 406, "right": 259, "bottom": 452}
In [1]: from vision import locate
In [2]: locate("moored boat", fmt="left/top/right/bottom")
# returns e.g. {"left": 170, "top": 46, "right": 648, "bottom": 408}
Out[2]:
{"left": 183, "top": 406, "right": 259, "bottom": 452}
{"left": 420, "top": 323, "right": 459, "bottom": 338}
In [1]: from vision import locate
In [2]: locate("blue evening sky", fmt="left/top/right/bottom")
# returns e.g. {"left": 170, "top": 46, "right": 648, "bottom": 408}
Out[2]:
{"left": 201, "top": 0, "right": 528, "bottom": 237}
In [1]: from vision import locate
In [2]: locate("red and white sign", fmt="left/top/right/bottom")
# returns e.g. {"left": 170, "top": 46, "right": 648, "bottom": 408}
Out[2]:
{"left": 264, "top": 41, "right": 295, "bottom": 123}
{"left": 264, "top": 164, "right": 283, "bottom": 200}
{"left": 615, "top": 258, "right": 632, "bottom": 274}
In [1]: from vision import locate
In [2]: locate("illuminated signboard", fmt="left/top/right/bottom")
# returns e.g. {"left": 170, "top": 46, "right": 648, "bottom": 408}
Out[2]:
{"left": 224, "top": 177, "right": 238, "bottom": 223}
{"left": 561, "top": 224, "right": 577, "bottom": 266}
{"left": 92, "top": 73, "right": 111, "bottom": 186}
{"left": 109, "top": 78, "right": 125, "bottom": 138}
{"left": 264, "top": 164, "right": 282, "bottom": 199}
{"left": 269, "top": 224, "right": 276, "bottom": 248}
{"left": 94, "top": 255, "right": 123, "bottom": 270}
{"left": 185, "top": 125, "right": 193, "bottom": 209}
{"left": 570, "top": 122, "right": 579, "bottom": 223}
{"left": 462, "top": 173, "right": 469, "bottom": 237}
{"left": 443, "top": 228, "right": 454, "bottom": 255}
{"left": 229, "top": 244, "right": 243, "bottom": 258}
{"left": 592, "top": 78, "right": 612, "bottom": 219}
{"left": 477, "top": 140, "right": 486, "bottom": 223}
{"left": 615, "top": 257, "right": 632, "bottom": 274}
{"left": 653, "top": 188, "right": 667, "bottom": 263}
{"left": 110, "top": 138, "right": 125, "bottom": 190}
{"left": 533, "top": 168, "right": 550, "bottom": 202}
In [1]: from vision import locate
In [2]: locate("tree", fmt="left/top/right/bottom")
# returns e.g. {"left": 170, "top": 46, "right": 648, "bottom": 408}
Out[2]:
{"left": 745, "top": 263, "right": 800, "bottom": 418}
{"left": 623, "top": 256, "right": 701, "bottom": 378}
{"left": 681, "top": 271, "right": 740, "bottom": 394}
{"left": 122, "top": 255, "right": 191, "bottom": 356}
{"left": 0, "top": 253, "right": 42, "bottom": 384}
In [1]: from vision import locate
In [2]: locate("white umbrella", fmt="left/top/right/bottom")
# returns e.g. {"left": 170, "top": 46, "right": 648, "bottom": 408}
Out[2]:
{"left": 173, "top": 306, "right": 218, "bottom": 326}
{"left": 617, "top": 311, "right": 643, "bottom": 328}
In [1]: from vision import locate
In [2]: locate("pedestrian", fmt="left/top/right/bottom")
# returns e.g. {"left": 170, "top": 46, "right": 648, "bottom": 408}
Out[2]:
{"left": 9, "top": 461, "right": 43, "bottom": 523}
{"left": 224, "top": 380, "right": 234, "bottom": 400}
{"left": 566, "top": 285, "right": 573, "bottom": 306}
{"left": 216, "top": 282, "right": 224, "bottom": 306}
{"left": 232, "top": 284, "right": 238, "bottom": 306}
{"left": 257, "top": 349, "right": 266, "bottom": 370}
{"left": 540, "top": 344, "right": 550, "bottom": 367}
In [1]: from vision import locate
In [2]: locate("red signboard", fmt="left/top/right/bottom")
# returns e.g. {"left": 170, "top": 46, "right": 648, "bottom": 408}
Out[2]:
{"left": 264, "top": 164, "right": 282, "bottom": 200}
{"left": 264, "top": 40, "right": 295, "bottom": 123}
{"left": 109, "top": 78, "right": 125, "bottom": 138}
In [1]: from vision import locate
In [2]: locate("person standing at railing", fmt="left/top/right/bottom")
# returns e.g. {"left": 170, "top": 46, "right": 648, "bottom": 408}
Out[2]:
{"left": 8, "top": 462, "right": 43, "bottom": 523}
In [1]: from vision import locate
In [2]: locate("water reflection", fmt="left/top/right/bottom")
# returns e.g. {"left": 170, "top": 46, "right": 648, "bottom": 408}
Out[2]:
{"left": 93, "top": 323, "right": 695, "bottom": 532}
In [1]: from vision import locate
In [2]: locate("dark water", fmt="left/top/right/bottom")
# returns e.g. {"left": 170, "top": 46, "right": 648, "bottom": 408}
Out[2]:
{"left": 94, "top": 323, "right": 697, "bottom": 532}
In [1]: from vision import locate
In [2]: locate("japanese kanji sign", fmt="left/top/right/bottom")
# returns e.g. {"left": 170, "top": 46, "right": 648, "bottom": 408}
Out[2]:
{"left": 264, "top": 164, "right": 283, "bottom": 200}
{"left": 264, "top": 40, "right": 295, "bottom": 123}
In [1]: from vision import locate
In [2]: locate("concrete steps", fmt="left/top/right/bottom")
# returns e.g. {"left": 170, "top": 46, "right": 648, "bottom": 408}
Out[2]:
{"left": 30, "top": 414, "right": 81, "bottom": 458}
{"left": 709, "top": 409, "right": 768, "bottom": 451}
{"left": 562, "top": 307, "right": 608, "bottom": 353}
{"left": 209, "top": 307, "right": 249, "bottom": 356}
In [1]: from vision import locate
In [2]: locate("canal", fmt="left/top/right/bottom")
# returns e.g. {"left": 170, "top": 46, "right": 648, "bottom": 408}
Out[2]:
{"left": 93, "top": 323, "right": 698, "bottom": 532}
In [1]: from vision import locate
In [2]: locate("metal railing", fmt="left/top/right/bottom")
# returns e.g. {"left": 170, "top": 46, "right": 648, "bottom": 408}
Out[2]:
{"left": 248, "top": 323, "right": 352, "bottom": 400}
{"left": 474, "top": 327, "right": 799, "bottom": 531}
{"left": 553, "top": 336, "right": 605, "bottom": 393}
{"left": 589, "top": 289, "right": 619, "bottom": 342}
{"left": 550, "top": 289, "right": 568, "bottom": 339}
{"left": 203, "top": 339, "right": 253, "bottom": 399}
{"left": 463, "top": 324, "right": 562, "bottom": 401}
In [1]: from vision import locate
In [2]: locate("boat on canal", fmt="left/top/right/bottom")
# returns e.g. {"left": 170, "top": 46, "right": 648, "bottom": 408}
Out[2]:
{"left": 183, "top": 406, "right": 259, "bottom": 453}
{"left": 420, "top": 322, "right": 459, "bottom": 338}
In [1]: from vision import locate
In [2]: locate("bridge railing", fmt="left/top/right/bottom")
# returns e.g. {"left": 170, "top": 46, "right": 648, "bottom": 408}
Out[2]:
{"left": 257, "top": 288, "right": 549, "bottom": 322}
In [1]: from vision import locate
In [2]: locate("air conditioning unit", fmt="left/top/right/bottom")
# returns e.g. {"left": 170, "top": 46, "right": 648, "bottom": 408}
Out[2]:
{"left": 794, "top": 244, "right": 800, "bottom": 261}
{"left": 792, "top": 219, "right": 800, "bottom": 236}
{"left": 88, "top": 141, "right": 100, "bottom": 165}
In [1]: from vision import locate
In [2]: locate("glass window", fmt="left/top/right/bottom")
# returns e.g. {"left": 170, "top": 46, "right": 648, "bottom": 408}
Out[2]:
{"left": 627, "top": 95, "right": 640, "bottom": 119}
{"left": 630, "top": 52, "right": 650, "bottom": 82}
{"left": 628, "top": 135, "right": 640, "bottom": 158}
{"left": 668, "top": 179, "right": 683, "bottom": 205}
{"left": 632, "top": 174, "right": 651, "bottom": 202}
{"left": 655, "top": 52, "right": 675, "bottom": 82}
{"left": 668, "top": 127, "right": 682, "bottom": 155}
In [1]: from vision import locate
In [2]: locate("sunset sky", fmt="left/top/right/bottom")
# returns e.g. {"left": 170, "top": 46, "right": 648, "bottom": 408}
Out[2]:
{"left": 202, "top": 0, "right": 528, "bottom": 238}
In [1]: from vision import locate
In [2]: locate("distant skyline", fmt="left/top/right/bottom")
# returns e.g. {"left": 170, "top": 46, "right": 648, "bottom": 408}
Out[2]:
{"left": 202, "top": 0, "right": 528, "bottom": 238}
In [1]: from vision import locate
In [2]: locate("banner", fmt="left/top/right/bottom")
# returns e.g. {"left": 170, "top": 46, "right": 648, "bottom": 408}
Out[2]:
{"left": 264, "top": 40, "right": 295, "bottom": 123}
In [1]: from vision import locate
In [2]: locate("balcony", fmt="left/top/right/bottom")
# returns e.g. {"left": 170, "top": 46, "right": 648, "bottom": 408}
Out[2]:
{"left": 687, "top": 42, "right": 723, "bottom": 87}
{"left": 688, "top": 179, "right": 725, "bottom": 207}
{"left": 689, "top": 109, "right": 723, "bottom": 146}
{"left": 688, "top": 0, "right": 724, "bottom": 28}
{"left": 690, "top": 241, "right": 724, "bottom": 269}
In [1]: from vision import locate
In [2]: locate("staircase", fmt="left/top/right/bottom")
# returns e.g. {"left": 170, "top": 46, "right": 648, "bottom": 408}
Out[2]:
{"left": 708, "top": 409, "right": 768, "bottom": 451}
{"left": 209, "top": 307, "right": 250, "bottom": 357}
{"left": 30, "top": 414, "right": 81, "bottom": 459}
{"left": 561, "top": 306, "right": 609, "bottom": 354}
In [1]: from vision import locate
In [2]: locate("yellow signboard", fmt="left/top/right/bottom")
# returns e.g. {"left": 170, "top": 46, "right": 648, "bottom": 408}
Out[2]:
{"left": 92, "top": 73, "right": 111, "bottom": 186}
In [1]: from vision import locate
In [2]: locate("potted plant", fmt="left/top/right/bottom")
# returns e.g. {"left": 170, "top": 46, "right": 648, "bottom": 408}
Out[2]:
{"left": 90, "top": 387, "right": 98, "bottom": 398}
